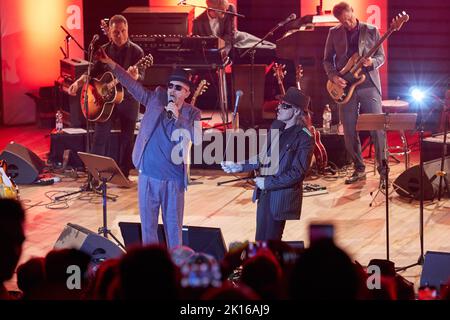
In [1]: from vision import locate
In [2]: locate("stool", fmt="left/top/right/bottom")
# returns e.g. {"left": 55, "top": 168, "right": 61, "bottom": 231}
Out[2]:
{"left": 382, "top": 99, "right": 411, "bottom": 170}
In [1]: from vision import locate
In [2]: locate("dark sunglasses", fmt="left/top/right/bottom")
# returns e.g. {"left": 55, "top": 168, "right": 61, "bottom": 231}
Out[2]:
{"left": 277, "top": 103, "right": 294, "bottom": 110}
{"left": 168, "top": 83, "right": 186, "bottom": 91}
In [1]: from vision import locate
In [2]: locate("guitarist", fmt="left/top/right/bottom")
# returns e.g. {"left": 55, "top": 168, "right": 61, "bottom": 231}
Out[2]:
{"left": 68, "top": 14, "right": 144, "bottom": 179}
{"left": 323, "top": 2, "right": 386, "bottom": 187}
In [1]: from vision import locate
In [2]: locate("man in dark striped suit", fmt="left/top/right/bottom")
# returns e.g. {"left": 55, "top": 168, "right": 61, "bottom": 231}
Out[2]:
{"left": 222, "top": 87, "right": 314, "bottom": 241}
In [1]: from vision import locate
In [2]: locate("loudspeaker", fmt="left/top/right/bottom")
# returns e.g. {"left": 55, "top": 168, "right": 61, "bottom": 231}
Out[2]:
{"left": 393, "top": 156, "right": 450, "bottom": 200}
{"left": 54, "top": 223, "right": 124, "bottom": 262}
{"left": 0, "top": 142, "right": 45, "bottom": 184}
{"left": 119, "top": 222, "right": 228, "bottom": 261}
{"left": 420, "top": 251, "right": 450, "bottom": 292}
{"left": 232, "top": 64, "right": 266, "bottom": 128}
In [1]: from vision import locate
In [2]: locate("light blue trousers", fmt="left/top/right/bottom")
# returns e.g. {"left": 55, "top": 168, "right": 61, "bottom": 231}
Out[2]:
{"left": 138, "top": 174, "right": 185, "bottom": 249}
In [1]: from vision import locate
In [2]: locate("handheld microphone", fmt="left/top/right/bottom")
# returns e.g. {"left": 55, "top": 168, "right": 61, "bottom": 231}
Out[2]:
{"left": 167, "top": 99, "right": 174, "bottom": 119}
{"left": 233, "top": 90, "right": 243, "bottom": 115}
{"left": 277, "top": 13, "right": 297, "bottom": 27}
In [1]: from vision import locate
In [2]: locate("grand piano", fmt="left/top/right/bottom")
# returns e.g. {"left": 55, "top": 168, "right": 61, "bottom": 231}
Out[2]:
{"left": 275, "top": 16, "right": 338, "bottom": 126}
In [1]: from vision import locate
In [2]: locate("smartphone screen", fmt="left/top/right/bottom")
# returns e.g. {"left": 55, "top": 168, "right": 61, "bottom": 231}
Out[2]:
{"left": 309, "top": 224, "right": 334, "bottom": 245}
{"left": 418, "top": 286, "right": 437, "bottom": 300}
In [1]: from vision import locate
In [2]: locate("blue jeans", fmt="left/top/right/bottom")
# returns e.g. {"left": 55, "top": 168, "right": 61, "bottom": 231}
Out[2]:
{"left": 138, "top": 174, "right": 185, "bottom": 249}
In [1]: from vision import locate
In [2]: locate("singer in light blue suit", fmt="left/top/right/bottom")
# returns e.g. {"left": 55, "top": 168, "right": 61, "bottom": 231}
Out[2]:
{"left": 222, "top": 87, "right": 314, "bottom": 241}
{"left": 98, "top": 49, "right": 201, "bottom": 248}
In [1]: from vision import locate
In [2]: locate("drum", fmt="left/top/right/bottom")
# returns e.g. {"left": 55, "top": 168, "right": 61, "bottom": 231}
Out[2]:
{"left": 382, "top": 99, "right": 409, "bottom": 113}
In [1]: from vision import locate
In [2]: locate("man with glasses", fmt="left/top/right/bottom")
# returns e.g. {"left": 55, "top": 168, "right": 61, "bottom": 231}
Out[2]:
{"left": 98, "top": 49, "right": 201, "bottom": 248}
{"left": 193, "top": 0, "right": 236, "bottom": 54}
{"left": 221, "top": 87, "right": 314, "bottom": 241}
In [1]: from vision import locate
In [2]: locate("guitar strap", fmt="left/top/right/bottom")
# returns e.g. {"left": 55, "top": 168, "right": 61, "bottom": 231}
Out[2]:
{"left": 120, "top": 42, "right": 133, "bottom": 97}
{"left": 123, "top": 42, "right": 133, "bottom": 70}
{"left": 358, "top": 23, "right": 368, "bottom": 57}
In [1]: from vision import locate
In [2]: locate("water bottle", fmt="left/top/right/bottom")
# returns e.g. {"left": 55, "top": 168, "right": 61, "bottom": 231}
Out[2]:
{"left": 55, "top": 110, "right": 63, "bottom": 133}
{"left": 322, "top": 104, "right": 332, "bottom": 134}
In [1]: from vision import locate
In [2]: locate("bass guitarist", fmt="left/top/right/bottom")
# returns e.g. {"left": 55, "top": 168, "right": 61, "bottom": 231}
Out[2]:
{"left": 68, "top": 14, "right": 144, "bottom": 179}
{"left": 323, "top": 2, "right": 386, "bottom": 186}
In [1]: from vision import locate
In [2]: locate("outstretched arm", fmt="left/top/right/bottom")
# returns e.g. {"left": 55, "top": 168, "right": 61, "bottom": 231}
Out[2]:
{"left": 97, "top": 48, "right": 155, "bottom": 106}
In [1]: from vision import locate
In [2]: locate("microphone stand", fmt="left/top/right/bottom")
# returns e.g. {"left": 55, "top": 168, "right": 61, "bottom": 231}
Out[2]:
{"left": 181, "top": 1, "right": 242, "bottom": 127}
{"left": 239, "top": 21, "right": 287, "bottom": 128}
{"left": 60, "top": 25, "right": 87, "bottom": 58}
{"left": 395, "top": 93, "right": 447, "bottom": 273}
{"left": 55, "top": 38, "right": 97, "bottom": 201}
{"left": 178, "top": 1, "right": 245, "bottom": 18}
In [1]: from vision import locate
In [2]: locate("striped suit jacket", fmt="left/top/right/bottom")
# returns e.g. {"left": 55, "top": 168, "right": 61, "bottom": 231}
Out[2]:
{"left": 242, "top": 125, "right": 314, "bottom": 220}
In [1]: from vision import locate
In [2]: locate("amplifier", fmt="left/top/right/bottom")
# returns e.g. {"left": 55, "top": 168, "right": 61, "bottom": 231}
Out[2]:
{"left": 60, "top": 58, "right": 89, "bottom": 82}
{"left": 123, "top": 6, "right": 194, "bottom": 36}
{"left": 422, "top": 133, "right": 450, "bottom": 162}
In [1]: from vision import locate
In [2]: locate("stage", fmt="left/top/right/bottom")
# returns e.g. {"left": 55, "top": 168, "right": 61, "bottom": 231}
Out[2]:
{"left": 1, "top": 124, "right": 450, "bottom": 292}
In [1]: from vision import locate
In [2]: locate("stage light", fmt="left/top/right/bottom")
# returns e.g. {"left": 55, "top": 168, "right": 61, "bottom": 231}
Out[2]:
{"left": 411, "top": 87, "right": 426, "bottom": 102}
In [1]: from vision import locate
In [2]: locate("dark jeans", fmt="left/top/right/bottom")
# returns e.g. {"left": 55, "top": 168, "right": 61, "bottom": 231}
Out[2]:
{"left": 91, "top": 100, "right": 138, "bottom": 177}
{"left": 339, "top": 86, "right": 386, "bottom": 176}
{"left": 255, "top": 191, "right": 286, "bottom": 241}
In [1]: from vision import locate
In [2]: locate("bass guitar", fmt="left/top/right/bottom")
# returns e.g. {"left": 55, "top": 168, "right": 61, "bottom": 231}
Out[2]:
{"left": 326, "top": 11, "right": 409, "bottom": 104}
{"left": 81, "top": 53, "right": 153, "bottom": 122}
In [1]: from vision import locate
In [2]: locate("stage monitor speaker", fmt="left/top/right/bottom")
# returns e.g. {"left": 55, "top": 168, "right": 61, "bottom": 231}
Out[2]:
{"left": 232, "top": 64, "right": 266, "bottom": 128}
{"left": 420, "top": 251, "right": 450, "bottom": 292}
{"left": 119, "top": 222, "right": 227, "bottom": 261}
{"left": 393, "top": 156, "right": 450, "bottom": 200}
{"left": 0, "top": 142, "right": 45, "bottom": 184}
{"left": 54, "top": 223, "right": 124, "bottom": 262}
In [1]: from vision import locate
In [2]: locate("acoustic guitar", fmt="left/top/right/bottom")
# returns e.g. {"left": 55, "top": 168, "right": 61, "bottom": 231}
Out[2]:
{"left": 295, "top": 65, "right": 328, "bottom": 172}
{"left": 0, "top": 160, "right": 19, "bottom": 199}
{"left": 326, "top": 11, "right": 409, "bottom": 104}
{"left": 80, "top": 53, "right": 153, "bottom": 122}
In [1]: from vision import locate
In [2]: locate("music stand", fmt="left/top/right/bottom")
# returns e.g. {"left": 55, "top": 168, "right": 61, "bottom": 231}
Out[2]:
{"left": 77, "top": 152, "right": 132, "bottom": 250}
{"left": 356, "top": 113, "right": 417, "bottom": 261}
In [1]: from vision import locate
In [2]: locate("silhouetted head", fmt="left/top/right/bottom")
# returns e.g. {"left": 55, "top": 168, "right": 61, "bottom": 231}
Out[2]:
{"left": 201, "top": 282, "right": 260, "bottom": 300}
{"left": 16, "top": 257, "right": 46, "bottom": 298}
{"left": 240, "top": 249, "right": 283, "bottom": 299}
{"left": 0, "top": 199, "right": 25, "bottom": 282}
{"left": 45, "top": 248, "right": 91, "bottom": 283}
{"left": 119, "top": 245, "right": 180, "bottom": 300}
{"left": 289, "top": 240, "right": 362, "bottom": 299}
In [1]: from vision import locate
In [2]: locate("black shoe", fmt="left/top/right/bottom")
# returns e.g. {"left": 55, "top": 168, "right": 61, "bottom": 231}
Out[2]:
{"left": 345, "top": 171, "right": 367, "bottom": 184}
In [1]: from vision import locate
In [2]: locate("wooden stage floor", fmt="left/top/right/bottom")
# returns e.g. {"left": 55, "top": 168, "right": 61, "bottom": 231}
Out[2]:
{"left": 2, "top": 124, "right": 450, "bottom": 291}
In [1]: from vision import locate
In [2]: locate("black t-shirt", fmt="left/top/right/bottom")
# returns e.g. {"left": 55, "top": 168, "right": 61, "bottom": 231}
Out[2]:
{"left": 346, "top": 20, "right": 372, "bottom": 88}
